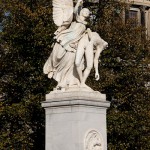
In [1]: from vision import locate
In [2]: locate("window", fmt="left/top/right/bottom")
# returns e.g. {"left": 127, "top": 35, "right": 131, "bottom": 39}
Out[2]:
{"left": 129, "top": 10, "right": 138, "bottom": 19}
{"left": 126, "top": 8, "right": 141, "bottom": 26}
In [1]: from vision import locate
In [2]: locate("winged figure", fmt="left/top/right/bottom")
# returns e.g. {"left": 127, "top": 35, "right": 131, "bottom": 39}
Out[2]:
{"left": 53, "top": 0, "right": 74, "bottom": 35}
{"left": 53, "top": 0, "right": 73, "bottom": 26}
{"left": 43, "top": 0, "right": 108, "bottom": 91}
{"left": 53, "top": 0, "right": 89, "bottom": 36}
{"left": 43, "top": 0, "right": 90, "bottom": 88}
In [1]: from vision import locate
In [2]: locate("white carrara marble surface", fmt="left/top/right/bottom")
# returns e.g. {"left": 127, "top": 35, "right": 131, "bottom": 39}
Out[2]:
{"left": 42, "top": 91, "right": 110, "bottom": 150}
{"left": 43, "top": 0, "right": 108, "bottom": 91}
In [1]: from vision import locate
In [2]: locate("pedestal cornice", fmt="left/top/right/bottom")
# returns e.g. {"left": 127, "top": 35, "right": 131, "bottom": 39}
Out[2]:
{"left": 42, "top": 91, "right": 110, "bottom": 109}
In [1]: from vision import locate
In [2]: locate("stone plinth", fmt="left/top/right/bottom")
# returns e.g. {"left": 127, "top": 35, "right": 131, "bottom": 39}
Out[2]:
{"left": 42, "top": 91, "right": 110, "bottom": 150}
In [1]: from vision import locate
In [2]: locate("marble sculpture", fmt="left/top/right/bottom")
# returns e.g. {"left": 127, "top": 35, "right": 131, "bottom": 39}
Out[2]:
{"left": 43, "top": 0, "right": 108, "bottom": 91}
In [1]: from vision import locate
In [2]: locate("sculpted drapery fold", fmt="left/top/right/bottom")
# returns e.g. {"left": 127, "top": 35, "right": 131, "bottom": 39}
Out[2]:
{"left": 43, "top": 0, "right": 108, "bottom": 91}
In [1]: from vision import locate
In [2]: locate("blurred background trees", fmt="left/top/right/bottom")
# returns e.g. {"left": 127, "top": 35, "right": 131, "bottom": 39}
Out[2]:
{"left": 86, "top": 1, "right": 150, "bottom": 149}
{"left": 0, "top": 0, "right": 149, "bottom": 149}
{"left": 0, "top": 0, "right": 55, "bottom": 149}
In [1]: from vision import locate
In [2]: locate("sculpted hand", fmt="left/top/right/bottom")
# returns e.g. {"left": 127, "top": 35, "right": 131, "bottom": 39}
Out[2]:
{"left": 48, "top": 72, "right": 53, "bottom": 79}
{"left": 103, "top": 42, "right": 108, "bottom": 49}
{"left": 95, "top": 72, "right": 100, "bottom": 81}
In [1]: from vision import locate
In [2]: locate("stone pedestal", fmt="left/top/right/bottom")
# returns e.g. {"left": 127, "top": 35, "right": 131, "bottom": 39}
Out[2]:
{"left": 42, "top": 91, "right": 110, "bottom": 150}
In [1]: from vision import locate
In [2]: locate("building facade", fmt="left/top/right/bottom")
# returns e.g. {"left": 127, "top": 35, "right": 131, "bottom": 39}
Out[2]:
{"left": 127, "top": 0, "right": 150, "bottom": 37}
{"left": 87, "top": 0, "right": 150, "bottom": 37}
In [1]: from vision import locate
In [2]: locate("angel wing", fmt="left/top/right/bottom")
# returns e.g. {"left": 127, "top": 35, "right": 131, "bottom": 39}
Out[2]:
{"left": 53, "top": 0, "right": 74, "bottom": 27}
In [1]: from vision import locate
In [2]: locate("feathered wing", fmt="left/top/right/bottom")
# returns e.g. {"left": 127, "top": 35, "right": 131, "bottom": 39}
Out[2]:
{"left": 53, "top": 0, "right": 74, "bottom": 26}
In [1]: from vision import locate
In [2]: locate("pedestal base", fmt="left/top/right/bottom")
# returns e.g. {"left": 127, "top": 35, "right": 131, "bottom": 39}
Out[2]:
{"left": 42, "top": 91, "right": 110, "bottom": 150}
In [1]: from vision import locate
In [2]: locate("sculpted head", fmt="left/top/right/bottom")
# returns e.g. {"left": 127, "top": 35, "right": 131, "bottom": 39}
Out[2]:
{"left": 80, "top": 8, "right": 90, "bottom": 18}
{"left": 90, "top": 32, "right": 108, "bottom": 48}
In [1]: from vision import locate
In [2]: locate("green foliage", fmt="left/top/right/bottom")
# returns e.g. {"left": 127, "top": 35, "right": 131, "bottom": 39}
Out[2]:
{"left": 86, "top": 1, "right": 150, "bottom": 149}
{"left": 0, "top": 0, "right": 56, "bottom": 149}
{"left": 0, "top": 0, "right": 150, "bottom": 149}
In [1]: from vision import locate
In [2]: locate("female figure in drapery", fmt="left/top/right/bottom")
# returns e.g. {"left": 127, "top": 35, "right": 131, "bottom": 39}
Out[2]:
{"left": 43, "top": 0, "right": 90, "bottom": 89}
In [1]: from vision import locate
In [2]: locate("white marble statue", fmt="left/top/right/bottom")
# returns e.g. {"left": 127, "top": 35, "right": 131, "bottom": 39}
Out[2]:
{"left": 43, "top": 0, "right": 108, "bottom": 91}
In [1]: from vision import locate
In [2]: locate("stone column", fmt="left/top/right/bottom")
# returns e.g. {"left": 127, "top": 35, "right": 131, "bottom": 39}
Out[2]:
{"left": 148, "top": 9, "right": 150, "bottom": 38}
{"left": 42, "top": 91, "right": 110, "bottom": 150}
{"left": 140, "top": 6, "right": 146, "bottom": 26}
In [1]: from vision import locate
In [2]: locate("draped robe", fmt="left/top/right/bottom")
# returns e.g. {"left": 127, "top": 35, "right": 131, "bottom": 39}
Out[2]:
{"left": 43, "top": 21, "right": 86, "bottom": 88}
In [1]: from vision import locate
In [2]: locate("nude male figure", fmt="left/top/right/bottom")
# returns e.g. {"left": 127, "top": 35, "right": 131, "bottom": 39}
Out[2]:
{"left": 75, "top": 28, "right": 108, "bottom": 88}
